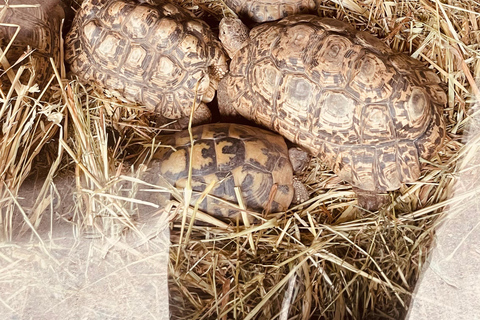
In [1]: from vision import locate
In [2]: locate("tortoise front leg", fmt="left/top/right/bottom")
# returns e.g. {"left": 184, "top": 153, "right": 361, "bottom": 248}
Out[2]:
{"left": 292, "top": 176, "right": 309, "bottom": 204}
{"left": 288, "top": 147, "right": 310, "bottom": 204}
{"left": 217, "top": 76, "right": 241, "bottom": 117}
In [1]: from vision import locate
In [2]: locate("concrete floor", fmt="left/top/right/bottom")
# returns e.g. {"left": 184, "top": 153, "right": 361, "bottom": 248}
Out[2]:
{"left": 0, "top": 175, "right": 171, "bottom": 320}
{"left": 407, "top": 103, "right": 480, "bottom": 319}
{"left": 407, "top": 194, "right": 480, "bottom": 320}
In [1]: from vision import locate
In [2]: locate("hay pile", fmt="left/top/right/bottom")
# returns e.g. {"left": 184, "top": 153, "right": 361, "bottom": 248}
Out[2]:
{"left": 1, "top": 0, "right": 479, "bottom": 319}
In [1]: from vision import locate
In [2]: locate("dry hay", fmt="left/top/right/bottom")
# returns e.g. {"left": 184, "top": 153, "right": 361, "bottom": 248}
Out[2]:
{"left": 0, "top": 1, "right": 67, "bottom": 241}
{"left": 1, "top": 0, "right": 479, "bottom": 319}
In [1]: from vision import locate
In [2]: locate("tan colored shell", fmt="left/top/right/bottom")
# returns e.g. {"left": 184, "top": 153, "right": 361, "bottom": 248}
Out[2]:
{"left": 225, "top": 0, "right": 316, "bottom": 23}
{"left": 152, "top": 123, "right": 296, "bottom": 219}
{"left": 218, "top": 15, "right": 446, "bottom": 193}
{"left": 0, "top": 0, "right": 64, "bottom": 90}
{"left": 65, "top": 0, "right": 228, "bottom": 128}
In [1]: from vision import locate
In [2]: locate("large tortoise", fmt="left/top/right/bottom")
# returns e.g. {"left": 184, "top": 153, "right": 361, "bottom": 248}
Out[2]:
{"left": 224, "top": 0, "right": 317, "bottom": 23}
{"left": 151, "top": 123, "right": 309, "bottom": 221}
{"left": 65, "top": 0, "right": 228, "bottom": 128}
{"left": 218, "top": 16, "right": 446, "bottom": 209}
{"left": 0, "top": 0, "right": 64, "bottom": 90}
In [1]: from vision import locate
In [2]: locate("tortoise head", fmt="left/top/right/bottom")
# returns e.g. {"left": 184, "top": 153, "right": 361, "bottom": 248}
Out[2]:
{"left": 288, "top": 147, "right": 310, "bottom": 174}
{"left": 219, "top": 17, "right": 250, "bottom": 58}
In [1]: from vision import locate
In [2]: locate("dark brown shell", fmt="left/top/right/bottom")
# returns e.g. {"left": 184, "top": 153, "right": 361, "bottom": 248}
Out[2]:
{"left": 152, "top": 123, "right": 295, "bottom": 219}
{"left": 225, "top": 0, "right": 316, "bottom": 23}
{"left": 218, "top": 15, "right": 446, "bottom": 192}
{"left": 65, "top": 0, "right": 227, "bottom": 127}
{"left": 0, "top": 0, "right": 64, "bottom": 89}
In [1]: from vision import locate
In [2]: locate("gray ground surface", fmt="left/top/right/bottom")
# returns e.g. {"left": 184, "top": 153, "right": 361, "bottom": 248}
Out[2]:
{"left": 407, "top": 102, "right": 480, "bottom": 319}
{"left": 0, "top": 174, "right": 170, "bottom": 320}
{"left": 407, "top": 197, "right": 480, "bottom": 320}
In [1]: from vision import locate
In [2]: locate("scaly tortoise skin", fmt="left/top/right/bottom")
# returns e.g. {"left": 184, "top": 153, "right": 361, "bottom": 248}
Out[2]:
{"left": 225, "top": 0, "right": 316, "bottom": 23}
{"left": 65, "top": 0, "right": 228, "bottom": 128}
{"left": 152, "top": 123, "right": 309, "bottom": 220}
{"left": 218, "top": 16, "right": 446, "bottom": 200}
{"left": 0, "top": 0, "right": 64, "bottom": 90}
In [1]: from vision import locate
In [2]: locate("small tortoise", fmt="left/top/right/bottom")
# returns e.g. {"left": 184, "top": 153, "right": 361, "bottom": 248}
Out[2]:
{"left": 0, "top": 0, "right": 64, "bottom": 90}
{"left": 65, "top": 0, "right": 228, "bottom": 128}
{"left": 151, "top": 123, "right": 309, "bottom": 221}
{"left": 224, "top": 0, "right": 317, "bottom": 24}
{"left": 218, "top": 16, "right": 446, "bottom": 209}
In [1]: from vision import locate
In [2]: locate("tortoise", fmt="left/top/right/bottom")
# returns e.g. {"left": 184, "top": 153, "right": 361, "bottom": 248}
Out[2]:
{"left": 65, "top": 0, "right": 228, "bottom": 129}
{"left": 151, "top": 123, "right": 309, "bottom": 221}
{"left": 217, "top": 16, "right": 446, "bottom": 210}
{"left": 0, "top": 0, "right": 64, "bottom": 91}
{"left": 224, "top": 0, "right": 317, "bottom": 24}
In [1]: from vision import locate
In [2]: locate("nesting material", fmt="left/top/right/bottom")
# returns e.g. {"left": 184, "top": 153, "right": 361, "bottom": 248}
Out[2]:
{"left": 0, "top": 0, "right": 64, "bottom": 241}
{"left": 0, "top": 0, "right": 478, "bottom": 319}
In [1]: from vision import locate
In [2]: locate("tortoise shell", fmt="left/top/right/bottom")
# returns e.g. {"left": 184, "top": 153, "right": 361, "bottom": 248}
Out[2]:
{"left": 0, "top": 0, "right": 64, "bottom": 90}
{"left": 65, "top": 0, "right": 228, "bottom": 128}
{"left": 225, "top": 0, "right": 316, "bottom": 23}
{"left": 152, "top": 123, "right": 296, "bottom": 219}
{"left": 218, "top": 15, "right": 446, "bottom": 193}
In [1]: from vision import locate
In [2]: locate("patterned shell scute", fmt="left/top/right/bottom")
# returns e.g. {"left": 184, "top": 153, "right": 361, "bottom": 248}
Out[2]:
{"left": 153, "top": 124, "right": 295, "bottom": 219}
{"left": 225, "top": 0, "right": 316, "bottom": 23}
{"left": 218, "top": 15, "right": 446, "bottom": 192}
{"left": 0, "top": 0, "right": 64, "bottom": 89}
{"left": 65, "top": 0, "right": 227, "bottom": 126}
